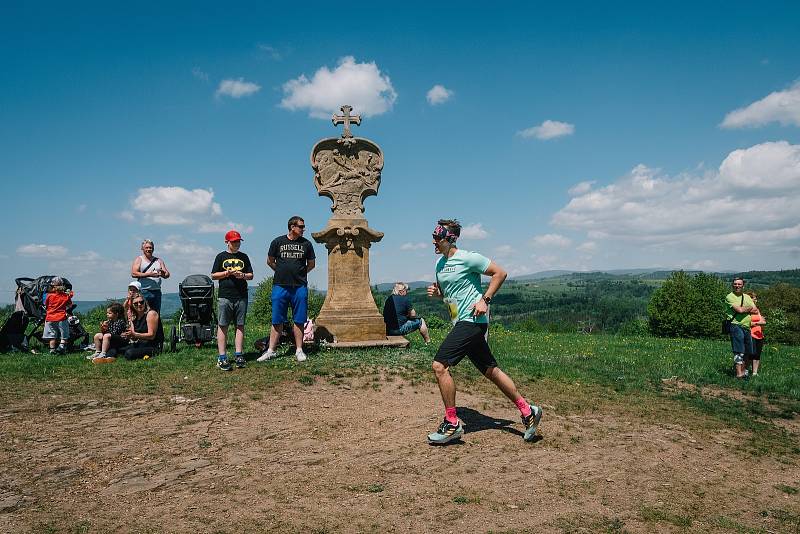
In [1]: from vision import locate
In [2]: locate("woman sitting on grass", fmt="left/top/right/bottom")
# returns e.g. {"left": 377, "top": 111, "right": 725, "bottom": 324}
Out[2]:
{"left": 121, "top": 296, "right": 161, "bottom": 360}
{"left": 89, "top": 303, "right": 128, "bottom": 364}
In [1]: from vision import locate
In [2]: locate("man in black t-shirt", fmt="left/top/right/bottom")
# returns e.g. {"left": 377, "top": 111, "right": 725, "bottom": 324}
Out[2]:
{"left": 382, "top": 282, "right": 430, "bottom": 343}
{"left": 258, "top": 216, "right": 316, "bottom": 363}
{"left": 211, "top": 230, "right": 254, "bottom": 371}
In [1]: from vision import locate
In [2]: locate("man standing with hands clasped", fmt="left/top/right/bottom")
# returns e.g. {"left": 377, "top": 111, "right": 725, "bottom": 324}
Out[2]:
{"left": 211, "top": 230, "right": 253, "bottom": 371}
{"left": 258, "top": 216, "right": 315, "bottom": 363}
{"left": 426, "top": 219, "right": 542, "bottom": 444}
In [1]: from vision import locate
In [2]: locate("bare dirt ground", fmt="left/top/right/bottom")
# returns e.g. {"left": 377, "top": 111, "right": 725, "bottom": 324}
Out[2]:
{"left": 1, "top": 376, "right": 799, "bottom": 533}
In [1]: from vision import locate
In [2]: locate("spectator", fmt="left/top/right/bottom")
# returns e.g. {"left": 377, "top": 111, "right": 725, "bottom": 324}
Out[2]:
{"left": 258, "top": 216, "right": 316, "bottom": 363}
{"left": 43, "top": 277, "right": 73, "bottom": 355}
{"left": 211, "top": 230, "right": 254, "bottom": 371}
{"left": 89, "top": 302, "right": 128, "bottom": 363}
{"left": 747, "top": 291, "right": 766, "bottom": 377}
{"left": 725, "top": 278, "right": 755, "bottom": 379}
{"left": 383, "top": 282, "right": 431, "bottom": 343}
{"left": 124, "top": 281, "right": 142, "bottom": 323}
{"left": 120, "top": 296, "right": 162, "bottom": 360}
{"left": 131, "top": 239, "right": 170, "bottom": 313}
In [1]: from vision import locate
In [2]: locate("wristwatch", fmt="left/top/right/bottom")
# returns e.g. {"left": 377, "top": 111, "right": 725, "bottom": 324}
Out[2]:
{"left": 482, "top": 295, "right": 492, "bottom": 304}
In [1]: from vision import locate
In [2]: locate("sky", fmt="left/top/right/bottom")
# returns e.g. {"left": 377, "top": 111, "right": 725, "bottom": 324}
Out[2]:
{"left": 1, "top": 1, "right": 799, "bottom": 303}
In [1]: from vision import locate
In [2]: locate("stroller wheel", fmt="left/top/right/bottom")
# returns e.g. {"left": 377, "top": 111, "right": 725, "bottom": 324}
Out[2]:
{"left": 169, "top": 326, "right": 177, "bottom": 353}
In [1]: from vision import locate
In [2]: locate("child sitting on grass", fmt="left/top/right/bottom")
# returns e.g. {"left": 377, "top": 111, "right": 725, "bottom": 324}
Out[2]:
{"left": 43, "top": 277, "right": 73, "bottom": 355}
{"left": 89, "top": 302, "right": 128, "bottom": 364}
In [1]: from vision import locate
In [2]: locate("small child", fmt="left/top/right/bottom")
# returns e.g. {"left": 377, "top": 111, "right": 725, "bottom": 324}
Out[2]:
{"left": 124, "top": 281, "right": 142, "bottom": 324}
{"left": 90, "top": 302, "right": 128, "bottom": 363}
{"left": 43, "top": 277, "right": 73, "bottom": 355}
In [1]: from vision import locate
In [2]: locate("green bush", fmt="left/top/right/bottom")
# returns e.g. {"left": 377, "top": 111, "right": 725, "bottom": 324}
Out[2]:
{"left": 616, "top": 318, "right": 650, "bottom": 336}
{"left": 424, "top": 315, "right": 448, "bottom": 329}
{"left": 647, "top": 271, "right": 728, "bottom": 338}
{"left": 760, "top": 283, "right": 800, "bottom": 344}
{"left": 512, "top": 317, "right": 543, "bottom": 333}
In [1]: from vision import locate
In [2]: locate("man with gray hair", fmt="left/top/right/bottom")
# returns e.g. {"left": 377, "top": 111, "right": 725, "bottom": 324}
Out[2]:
{"left": 383, "top": 282, "right": 430, "bottom": 343}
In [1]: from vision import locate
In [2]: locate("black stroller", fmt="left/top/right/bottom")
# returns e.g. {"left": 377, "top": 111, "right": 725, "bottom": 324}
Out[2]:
{"left": 0, "top": 276, "right": 90, "bottom": 353}
{"left": 169, "top": 274, "right": 216, "bottom": 352}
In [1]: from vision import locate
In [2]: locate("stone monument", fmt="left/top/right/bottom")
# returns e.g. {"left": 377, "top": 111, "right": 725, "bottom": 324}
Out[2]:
{"left": 311, "top": 105, "right": 408, "bottom": 347}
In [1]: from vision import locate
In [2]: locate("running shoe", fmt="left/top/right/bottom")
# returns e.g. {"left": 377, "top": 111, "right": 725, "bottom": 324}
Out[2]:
{"left": 295, "top": 350, "right": 307, "bottom": 362}
{"left": 235, "top": 354, "right": 246, "bottom": 369}
{"left": 256, "top": 350, "right": 276, "bottom": 362}
{"left": 217, "top": 356, "right": 232, "bottom": 371}
{"left": 427, "top": 419, "right": 464, "bottom": 445}
{"left": 86, "top": 351, "right": 101, "bottom": 360}
{"left": 522, "top": 405, "right": 542, "bottom": 442}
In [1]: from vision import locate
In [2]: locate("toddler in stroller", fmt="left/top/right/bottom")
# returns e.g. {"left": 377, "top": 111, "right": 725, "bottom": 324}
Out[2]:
{"left": 169, "top": 274, "right": 216, "bottom": 352}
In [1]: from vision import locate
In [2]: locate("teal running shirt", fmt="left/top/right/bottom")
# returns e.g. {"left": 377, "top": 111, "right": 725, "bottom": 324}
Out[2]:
{"left": 435, "top": 249, "right": 491, "bottom": 324}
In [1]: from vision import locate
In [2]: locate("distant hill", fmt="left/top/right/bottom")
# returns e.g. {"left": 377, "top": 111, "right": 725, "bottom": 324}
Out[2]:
{"left": 374, "top": 281, "right": 430, "bottom": 292}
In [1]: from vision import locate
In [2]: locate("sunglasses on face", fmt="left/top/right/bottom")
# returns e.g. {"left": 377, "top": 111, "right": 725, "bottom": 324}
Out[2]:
{"left": 294, "top": 225, "right": 306, "bottom": 229}
{"left": 133, "top": 301, "right": 145, "bottom": 306}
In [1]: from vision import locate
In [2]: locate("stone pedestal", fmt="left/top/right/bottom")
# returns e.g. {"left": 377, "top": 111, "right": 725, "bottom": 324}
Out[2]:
{"left": 309, "top": 106, "right": 408, "bottom": 348}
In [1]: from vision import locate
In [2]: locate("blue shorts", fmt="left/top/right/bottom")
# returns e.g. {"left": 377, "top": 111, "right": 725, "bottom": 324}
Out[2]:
{"left": 271, "top": 285, "right": 308, "bottom": 325}
{"left": 387, "top": 318, "right": 422, "bottom": 336}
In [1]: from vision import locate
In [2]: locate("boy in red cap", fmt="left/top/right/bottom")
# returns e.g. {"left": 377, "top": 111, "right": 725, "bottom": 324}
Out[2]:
{"left": 211, "top": 230, "right": 254, "bottom": 371}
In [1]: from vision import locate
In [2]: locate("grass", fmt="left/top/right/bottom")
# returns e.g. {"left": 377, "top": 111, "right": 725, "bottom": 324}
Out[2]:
{"left": 2, "top": 326, "right": 799, "bottom": 457}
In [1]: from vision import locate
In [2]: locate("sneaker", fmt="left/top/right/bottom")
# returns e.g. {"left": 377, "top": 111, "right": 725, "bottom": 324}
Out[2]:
{"left": 49, "top": 349, "right": 57, "bottom": 355}
{"left": 295, "top": 350, "right": 307, "bottom": 363}
{"left": 86, "top": 351, "right": 101, "bottom": 360}
{"left": 427, "top": 419, "right": 464, "bottom": 445}
{"left": 92, "top": 356, "right": 116, "bottom": 364}
{"left": 522, "top": 405, "right": 542, "bottom": 442}
{"left": 56, "top": 346, "right": 66, "bottom": 355}
{"left": 217, "top": 356, "right": 232, "bottom": 371}
{"left": 235, "top": 355, "right": 246, "bottom": 369}
{"left": 256, "top": 350, "right": 276, "bottom": 362}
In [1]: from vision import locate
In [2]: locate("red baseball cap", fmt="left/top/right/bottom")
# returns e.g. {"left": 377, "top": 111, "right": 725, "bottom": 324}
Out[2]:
{"left": 224, "top": 230, "right": 243, "bottom": 242}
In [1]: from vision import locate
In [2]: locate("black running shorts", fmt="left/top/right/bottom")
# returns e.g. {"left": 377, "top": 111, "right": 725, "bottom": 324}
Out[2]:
{"left": 434, "top": 321, "right": 497, "bottom": 374}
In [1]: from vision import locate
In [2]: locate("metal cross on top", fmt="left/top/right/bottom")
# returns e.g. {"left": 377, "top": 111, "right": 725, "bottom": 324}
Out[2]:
{"left": 331, "top": 105, "right": 361, "bottom": 138}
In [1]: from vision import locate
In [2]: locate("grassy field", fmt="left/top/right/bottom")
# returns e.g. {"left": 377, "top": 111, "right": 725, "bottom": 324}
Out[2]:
{"left": 3, "top": 326, "right": 799, "bottom": 455}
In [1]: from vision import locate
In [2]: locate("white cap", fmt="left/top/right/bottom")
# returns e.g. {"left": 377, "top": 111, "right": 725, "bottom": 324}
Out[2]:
{"left": 128, "top": 281, "right": 142, "bottom": 290}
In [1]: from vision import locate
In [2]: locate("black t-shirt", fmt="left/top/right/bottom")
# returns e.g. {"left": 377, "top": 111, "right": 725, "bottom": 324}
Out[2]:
{"left": 268, "top": 235, "right": 316, "bottom": 287}
{"left": 383, "top": 295, "right": 411, "bottom": 330}
{"left": 211, "top": 251, "right": 253, "bottom": 300}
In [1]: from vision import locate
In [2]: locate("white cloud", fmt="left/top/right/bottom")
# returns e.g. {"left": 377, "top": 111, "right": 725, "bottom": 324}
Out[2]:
{"left": 17, "top": 244, "right": 69, "bottom": 258}
{"left": 552, "top": 141, "right": 800, "bottom": 254}
{"left": 160, "top": 239, "right": 219, "bottom": 277}
{"left": 215, "top": 78, "right": 261, "bottom": 99}
{"left": 518, "top": 120, "right": 575, "bottom": 140}
{"left": 131, "top": 187, "right": 222, "bottom": 225}
{"left": 568, "top": 181, "right": 595, "bottom": 196}
{"left": 192, "top": 67, "right": 209, "bottom": 82}
{"left": 494, "top": 245, "right": 514, "bottom": 257}
{"left": 531, "top": 233, "right": 572, "bottom": 248}
{"left": 721, "top": 81, "right": 800, "bottom": 128}
{"left": 400, "top": 242, "right": 428, "bottom": 250}
{"left": 117, "top": 210, "right": 135, "bottom": 222}
{"left": 280, "top": 56, "right": 397, "bottom": 119}
{"left": 678, "top": 259, "right": 718, "bottom": 270}
{"left": 576, "top": 241, "right": 597, "bottom": 253}
{"left": 257, "top": 44, "right": 282, "bottom": 60}
{"left": 197, "top": 222, "right": 255, "bottom": 235}
{"left": 426, "top": 84, "right": 453, "bottom": 105}
{"left": 460, "top": 223, "right": 489, "bottom": 240}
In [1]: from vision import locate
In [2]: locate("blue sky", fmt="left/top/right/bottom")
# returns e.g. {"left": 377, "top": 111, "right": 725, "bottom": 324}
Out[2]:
{"left": 2, "top": 2, "right": 799, "bottom": 303}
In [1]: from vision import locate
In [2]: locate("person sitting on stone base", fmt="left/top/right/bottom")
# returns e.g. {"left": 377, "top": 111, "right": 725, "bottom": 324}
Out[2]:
{"left": 383, "top": 282, "right": 430, "bottom": 343}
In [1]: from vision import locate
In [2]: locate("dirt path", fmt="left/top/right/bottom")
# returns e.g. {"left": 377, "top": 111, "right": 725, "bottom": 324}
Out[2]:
{"left": 1, "top": 377, "right": 798, "bottom": 533}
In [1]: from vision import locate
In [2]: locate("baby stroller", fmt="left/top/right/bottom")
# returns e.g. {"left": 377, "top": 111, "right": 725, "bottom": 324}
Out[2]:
{"left": 169, "top": 274, "right": 216, "bottom": 352}
{"left": 0, "top": 276, "right": 90, "bottom": 353}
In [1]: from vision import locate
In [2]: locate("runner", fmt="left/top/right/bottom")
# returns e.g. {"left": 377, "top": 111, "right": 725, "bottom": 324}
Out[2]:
{"left": 426, "top": 219, "right": 542, "bottom": 444}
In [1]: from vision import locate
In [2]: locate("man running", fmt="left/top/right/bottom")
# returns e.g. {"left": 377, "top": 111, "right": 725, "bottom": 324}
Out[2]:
{"left": 426, "top": 219, "right": 542, "bottom": 444}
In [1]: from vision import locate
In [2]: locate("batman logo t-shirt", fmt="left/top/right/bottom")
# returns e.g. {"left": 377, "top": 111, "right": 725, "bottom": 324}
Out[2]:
{"left": 212, "top": 251, "right": 253, "bottom": 299}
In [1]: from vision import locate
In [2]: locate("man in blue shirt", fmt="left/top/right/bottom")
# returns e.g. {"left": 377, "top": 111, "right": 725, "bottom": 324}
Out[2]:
{"left": 426, "top": 219, "right": 542, "bottom": 445}
{"left": 382, "top": 282, "right": 430, "bottom": 343}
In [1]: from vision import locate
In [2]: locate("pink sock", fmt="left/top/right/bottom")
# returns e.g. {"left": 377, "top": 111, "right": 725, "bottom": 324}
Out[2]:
{"left": 445, "top": 407, "right": 458, "bottom": 424}
{"left": 515, "top": 397, "right": 532, "bottom": 417}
